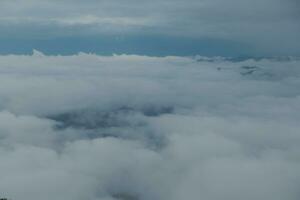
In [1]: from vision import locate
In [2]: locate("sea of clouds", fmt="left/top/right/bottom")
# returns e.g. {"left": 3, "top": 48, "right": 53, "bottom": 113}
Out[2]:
{"left": 0, "top": 51, "right": 300, "bottom": 200}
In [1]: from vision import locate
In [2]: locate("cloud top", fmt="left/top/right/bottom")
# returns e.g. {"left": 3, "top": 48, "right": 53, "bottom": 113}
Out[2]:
{"left": 0, "top": 53, "right": 300, "bottom": 200}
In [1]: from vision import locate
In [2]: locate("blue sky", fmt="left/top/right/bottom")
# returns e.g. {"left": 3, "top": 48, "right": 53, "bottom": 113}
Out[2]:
{"left": 0, "top": 0, "right": 299, "bottom": 56}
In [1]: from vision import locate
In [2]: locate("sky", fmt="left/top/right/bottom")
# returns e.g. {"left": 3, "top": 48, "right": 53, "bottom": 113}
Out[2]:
{"left": 0, "top": 0, "right": 299, "bottom": 56}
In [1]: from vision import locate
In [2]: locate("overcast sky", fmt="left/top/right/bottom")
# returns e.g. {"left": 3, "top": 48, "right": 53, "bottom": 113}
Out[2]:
{"left": 0, "top": 0, "right": 299, "bottom": 56}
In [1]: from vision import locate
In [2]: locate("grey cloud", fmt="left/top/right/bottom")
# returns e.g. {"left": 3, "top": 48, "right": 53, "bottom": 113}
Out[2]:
{"left": 0, "top": 0, "right": 299, "bottom": 55}
{"left": 0, "top": 52, "right": 300, "bottom": 200}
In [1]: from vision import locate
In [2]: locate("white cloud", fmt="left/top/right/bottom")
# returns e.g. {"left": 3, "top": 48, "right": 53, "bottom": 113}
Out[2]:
{"left": 0, "top": 53, "right": 300, "bottom": 200}
{"left": 57, "top": 15, "right": 154, "bottom": 27}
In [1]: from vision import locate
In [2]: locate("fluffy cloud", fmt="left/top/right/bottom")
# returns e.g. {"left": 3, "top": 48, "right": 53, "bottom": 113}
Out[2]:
{"left": 0, "top": 52, "right": 300, "bottom": 200}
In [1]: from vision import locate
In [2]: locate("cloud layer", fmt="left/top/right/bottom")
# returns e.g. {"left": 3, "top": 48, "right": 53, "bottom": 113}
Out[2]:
{"left": 0, "top": 0, "right": 299, "bottom": 55}
{"left": 0, "top": 52, "right": 300, "bottom": 200}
